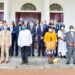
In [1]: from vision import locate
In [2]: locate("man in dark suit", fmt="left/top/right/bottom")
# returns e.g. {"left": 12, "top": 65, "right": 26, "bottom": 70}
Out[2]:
{"left": 14, "top": 21, "right": 22, "bottom": 56}
{"left": 43, "top": 20, "right": 48, "bottom": 34}
{"left": 37, "top": 21, "right": 48, "bottom": 56}
{"left": 27, "top": 22, "right": 36, "bottom": 56}
{"left": 54, "top": 23, "right": 60, "bottom": 34}
{"left": 0, "top": 20, "right": 3, "bottom": 56}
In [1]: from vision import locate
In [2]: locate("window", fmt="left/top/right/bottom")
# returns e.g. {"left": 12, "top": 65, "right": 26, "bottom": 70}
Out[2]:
{"left": 21, "top": 3, "right": 36, "bottom": 10}
{"left": 0, "top": 3, "right": 4, "bottom": 10}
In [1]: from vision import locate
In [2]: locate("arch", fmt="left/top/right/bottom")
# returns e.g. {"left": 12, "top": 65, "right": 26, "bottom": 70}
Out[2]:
{"left": 21, "top": 3, "right": 36, "bottom": 10}
{"left": 50, "top": 3, "right": 63, "bottom": 11}
{"left": 0, "top": 3, "right": 4, "bottom": 10}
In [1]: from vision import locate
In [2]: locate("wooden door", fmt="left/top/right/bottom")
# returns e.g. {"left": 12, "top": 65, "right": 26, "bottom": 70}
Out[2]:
{"left": 16, "top": 12, "right": 41, "bottom": 24}
{"left": 0, "top": 12, "right": 4, "bottom": 20}
{"left": 50, "top": 13, "right": 63, "bottom": 22}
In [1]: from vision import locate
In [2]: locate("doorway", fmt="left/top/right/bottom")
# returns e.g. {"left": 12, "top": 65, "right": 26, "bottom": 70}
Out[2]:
{"left": 0, "top": 12, "right": 4, "bottom": 20}
{"left": 16, "top": 12, "right": 41, "bottom": 24}
{"left": 50, "top": 12, "right": 64, "bottom": 23}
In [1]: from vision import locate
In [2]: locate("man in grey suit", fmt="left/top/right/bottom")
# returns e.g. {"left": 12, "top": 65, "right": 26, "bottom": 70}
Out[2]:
{"left": 65, "top": 25, "right": 75, "bottom": 64}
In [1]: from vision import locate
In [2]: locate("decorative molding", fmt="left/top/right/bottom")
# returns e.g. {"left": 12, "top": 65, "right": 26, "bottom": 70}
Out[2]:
{"left": 50, "top": 3, "right": 63, "bottom": 11}
{"left": 21, "top": 3, "right": 36, "bottom": 10}
{"left": 0, "top": 3, "right": 4, "bottom": 10}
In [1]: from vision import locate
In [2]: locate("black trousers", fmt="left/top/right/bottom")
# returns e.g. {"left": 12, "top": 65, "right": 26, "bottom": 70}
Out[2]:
{"left": 29, "top": 41, "right": 35, "bottom": 56}
{"left": 21, "top": 46, "right": 30, "bottom": 63}
{"left": 11, "top": 34, "right": 19, "bottom": 56}
{"left": 11, "top": 34, "right": 15, "bottom": 56}
{"left": 28, "top": 36, "right": 35, "bottom": 56}
{"left": 32, "top": 41, "right": 35, "bottom": 56}
{"left": 15, "top": 39, "right": 19, "bottom": 56}
{"left": 38, "top": 39, "right": 45, "bottom": 56}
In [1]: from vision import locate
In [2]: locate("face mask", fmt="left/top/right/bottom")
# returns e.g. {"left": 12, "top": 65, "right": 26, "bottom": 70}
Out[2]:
{"left": 70, "top": 29, "right": 74, "bottom": 32}
{"left": 49, "top": 29, "right": 53, "bottom": 32}
{"left": 4, "top": 27, "right": 7, "bottom": 30}
{"left": 22, "top": 26, "right": 26, "bottom": 30}
{"left": 30, "top": 24, "right": 34, "bottom": 26}
{"left": 0, "top": 24, "right": 2, "bottom": 26}
{"left": 19, "top": 22, "right": 22, "bottom": 25}
{"left": 25, "top": 22, "right": 27, "bottom": 25}
{"left": 61, "top": 27, "right": 64, "bottom": 30}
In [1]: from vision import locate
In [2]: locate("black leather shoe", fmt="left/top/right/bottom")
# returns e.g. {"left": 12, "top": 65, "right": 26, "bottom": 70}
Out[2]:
{"left": 38, "top": 55, "right": 40, "bottom": 57}
{"left": 32, "top": 54, "right": 35, "bottom": 57}
{"left": 73, "top": 63, "right": 75, "bottom": 65}
{"left": 64, "top": 56, "right": 67, "bottom": 59}
{"left": 66, "top": 62, "right": 70, "bottom": 65}
{"left": 15, "top": 54, "right": 18, "bottom": 56}
{"left": 42, "top": 55, "right": 45, "bottom": 57}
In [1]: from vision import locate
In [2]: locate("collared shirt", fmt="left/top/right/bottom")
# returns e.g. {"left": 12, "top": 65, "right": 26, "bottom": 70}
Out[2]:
{"left": 19, "top": 26, "right": 21, "bottom": 31}
{"left": 18, "top": 29, "right": 32, "bottom": 47}
{"left": 41, "top": 26, "right": 43, "bottom": 32}
{"left": 71, "top": 32, "right": 74, "bottom": 37}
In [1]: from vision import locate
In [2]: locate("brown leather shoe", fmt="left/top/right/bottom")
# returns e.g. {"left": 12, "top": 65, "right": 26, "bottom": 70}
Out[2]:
{"left": 6, "top": 61, "right": 9, "bottom": 64}
{"left": 1, "top": 60, "right": 5, "bottom": 64}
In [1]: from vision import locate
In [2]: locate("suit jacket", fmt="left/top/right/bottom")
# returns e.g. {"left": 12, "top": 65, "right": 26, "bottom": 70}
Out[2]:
{"left": 27, "top": 25, "right": 36, "bottom": 41}
{"left": 54, "top": 24, "right": 60, "bottom": 33}
{"left": 0, "top": 30, "right": 12, "bottom": 47}
{"left": 43, "top": 24, "right": 48, "bottom": 35}
{"left": 0, "top": 26, "right": 4, "bottom": 31}
{"left": 37, "top": 26, "right": 43, "bottom": 39}
{"left": 15, "top": 25, "right": 21, "bottom": 40}
{"left": 65, "top": 31, "right": 75, "bottom": 48}
{"left": 37, "top": 25, "right": 48, "bottom": 39}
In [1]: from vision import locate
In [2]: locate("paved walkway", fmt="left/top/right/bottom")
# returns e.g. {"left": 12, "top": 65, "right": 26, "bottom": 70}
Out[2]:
{"left": 0, "top": 56, "right": 75, "bottom": 69}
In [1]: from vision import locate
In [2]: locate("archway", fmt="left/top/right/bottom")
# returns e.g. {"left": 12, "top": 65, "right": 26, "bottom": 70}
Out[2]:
{"left": 16, "top": 3, "right": 41, "bottom": 24}
{"left": 21, "top": 3, "right": 36, "bottom": 10}
{"left": 0, "top": 3, "right": 4, "bottom": 20}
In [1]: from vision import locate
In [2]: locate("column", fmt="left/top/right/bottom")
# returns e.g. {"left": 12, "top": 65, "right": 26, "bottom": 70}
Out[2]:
{"left": 4, "top": 0, "right": 10, "bottom": 22}
{"left": 41, "top": 0, "right": 50, "bottom": 24}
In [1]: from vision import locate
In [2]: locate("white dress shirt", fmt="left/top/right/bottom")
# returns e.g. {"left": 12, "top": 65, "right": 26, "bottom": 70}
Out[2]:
{"left": 41, "top": 25, "right": 43, "bottom": 32}
{"left": 71, "top": 32, "right": 74, "bottom": 37}
{"left": 18, "top": 29, "right": 32, "bottom": 47}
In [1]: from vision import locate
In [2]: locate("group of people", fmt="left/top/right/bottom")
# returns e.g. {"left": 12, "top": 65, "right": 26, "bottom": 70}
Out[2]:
{"left": 0, "top": 19, "right": 75, "bottom": 65}
{"left": 0, "top": 20, "right": 48, "bottom": 64}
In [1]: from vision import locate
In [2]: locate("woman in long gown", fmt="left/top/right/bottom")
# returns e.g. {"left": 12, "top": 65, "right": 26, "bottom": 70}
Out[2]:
{"left": 58, "top": 25, "right": 67, "bottom": 58}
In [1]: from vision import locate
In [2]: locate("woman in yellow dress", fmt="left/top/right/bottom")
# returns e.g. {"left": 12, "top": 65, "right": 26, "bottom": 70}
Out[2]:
{"left": 44, "top": 26, "right": 57, "bottom": 64}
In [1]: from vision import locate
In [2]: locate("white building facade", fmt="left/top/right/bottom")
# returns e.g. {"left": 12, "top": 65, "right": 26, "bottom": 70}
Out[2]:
{"left": 0, "top": 0, "right": 75, "bottom": 31}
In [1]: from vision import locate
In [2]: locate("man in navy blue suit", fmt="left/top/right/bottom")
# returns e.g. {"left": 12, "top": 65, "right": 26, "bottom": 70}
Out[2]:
{"left": 43, "top": 20, "right": 48, "bottom": 34}
{"left": 14, "top": 21, "right": 22, "bottom": 56}
{"left": 37, "top": 21, "right": 48, "bottom": 56}
{"left": 0, "top": 20, "right": 3, "bottom": 31}
{"left": 0, "top": 20, "right": 4, "bottom": 56}
{"left": 54, "top": 23, "right": 60, "bottom": 34}
{"left": 27, "top": 22, "right": 36, "bottom": 56}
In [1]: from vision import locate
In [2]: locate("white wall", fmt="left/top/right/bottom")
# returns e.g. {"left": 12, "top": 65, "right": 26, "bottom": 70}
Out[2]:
{"left": 0, "top": 0, "right": 3, "bottom": 2}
